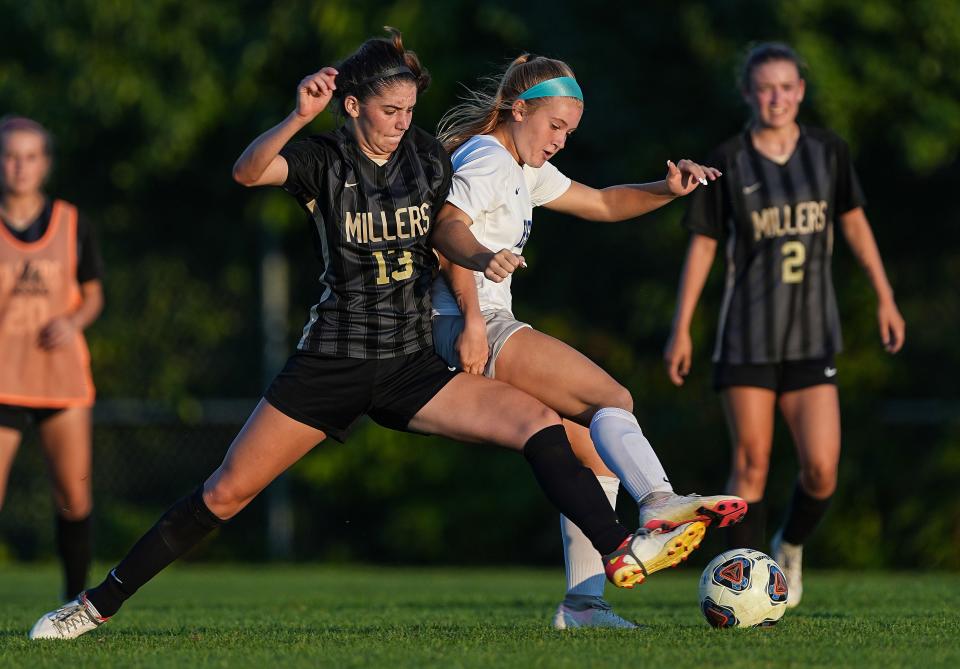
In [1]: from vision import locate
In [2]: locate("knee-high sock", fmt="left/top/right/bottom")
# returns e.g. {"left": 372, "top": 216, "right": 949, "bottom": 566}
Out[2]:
{"left": 562, "top": 476, "right": 620, "bottom": 597}
{"left": 727, "top": 498, "right": 766, "bottom": 550}
{"left": 523, "top": 425, "right": 630, "bottom": 556}
{"left": 781, "top": 482, "right": 832, "bottom": 545}
{"left": 86, "top": 487, "right": 223, "bottom": 617}
{"left": 56, "top": 514, "right": 92, "bottom": 601}
{"left": 589, "top": 408, "right": 673, "bottom": 504}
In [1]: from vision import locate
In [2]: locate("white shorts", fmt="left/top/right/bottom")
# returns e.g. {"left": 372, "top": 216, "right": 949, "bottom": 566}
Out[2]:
{"left": 432, "top": 310, "right": 531, "bottom": 378}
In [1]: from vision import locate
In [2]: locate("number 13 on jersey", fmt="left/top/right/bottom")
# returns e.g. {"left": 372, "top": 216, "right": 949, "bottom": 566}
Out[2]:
{"left": 372, "top": 250, "right": 413, "bottom": 285}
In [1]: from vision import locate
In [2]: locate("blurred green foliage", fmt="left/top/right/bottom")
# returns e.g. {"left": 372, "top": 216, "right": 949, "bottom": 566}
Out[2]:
{"left": 1, "top": 0, "right": 957, "bottom": 569}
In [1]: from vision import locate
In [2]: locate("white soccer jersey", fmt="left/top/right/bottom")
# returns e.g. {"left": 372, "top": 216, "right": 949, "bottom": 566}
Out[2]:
{"left": 431, "top": 134, "right": 571, "bottom": 316}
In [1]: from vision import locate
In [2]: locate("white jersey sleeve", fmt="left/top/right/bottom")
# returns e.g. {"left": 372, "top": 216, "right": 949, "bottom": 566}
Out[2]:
{"left": 525, "top": 159, "right": 571, "bottom": 207}
{"left": 445, "top": 141, "right": 513, "bottom": 222}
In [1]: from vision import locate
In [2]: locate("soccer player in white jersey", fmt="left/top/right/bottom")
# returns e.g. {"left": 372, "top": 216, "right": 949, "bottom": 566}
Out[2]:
{"left": 432, "top": 54, "right": 748, "bottom": 629}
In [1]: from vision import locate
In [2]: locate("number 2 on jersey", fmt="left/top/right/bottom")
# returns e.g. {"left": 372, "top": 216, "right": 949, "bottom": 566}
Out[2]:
{"left": 781, "top": 240, "right": 806, "bottom": 283}
{"left": 372, "top": 250, "right": 413, "bottom": 285}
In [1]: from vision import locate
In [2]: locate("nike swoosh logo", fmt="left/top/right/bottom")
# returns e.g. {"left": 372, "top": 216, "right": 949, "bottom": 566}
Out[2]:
{"left": 742, "top": 182, "right": 762, "bottom": 195}
{"left": 345, "top": 182, "right": 358, "bottom": 188}
{"left": 824, "top": 367, "right": 838, "bottom": 377}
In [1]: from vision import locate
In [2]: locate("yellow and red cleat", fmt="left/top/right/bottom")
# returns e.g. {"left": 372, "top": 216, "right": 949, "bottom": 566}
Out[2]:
{"left": 603, "top": 521, "right": 707, "bottom": 589}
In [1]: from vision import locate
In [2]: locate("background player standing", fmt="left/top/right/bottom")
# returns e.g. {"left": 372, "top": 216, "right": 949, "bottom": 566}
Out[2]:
{"left": 0, "top": 116, "right": 105, "bottom": 600}
{"left": 664, "top": 43, "right": 905, "bottom": 607}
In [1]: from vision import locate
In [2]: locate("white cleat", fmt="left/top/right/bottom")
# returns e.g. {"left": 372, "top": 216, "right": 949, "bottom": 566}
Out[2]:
{"left": 771, "top": 529, "right": 803, "bottom": 608}
{"left": 553, "top": 601, "right": 637, "bottom": 630}
{"left": 638, "top": 492, "right": 748, "bottom": 531}
{"left": 29, "top": 593, "right": 108, "bottom": 640}
{"left": 604, "top": 521, "right": 707, "bottom": 588}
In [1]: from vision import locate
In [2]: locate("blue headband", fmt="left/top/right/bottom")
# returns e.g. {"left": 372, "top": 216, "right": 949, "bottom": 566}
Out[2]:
{"left": 517, "top": 76, "right": 583, "bottom": 101}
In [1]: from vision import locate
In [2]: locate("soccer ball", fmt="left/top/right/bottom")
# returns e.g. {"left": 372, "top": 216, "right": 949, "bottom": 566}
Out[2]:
{"left": 699, "top": 549, "right": 788, "bottom": 628}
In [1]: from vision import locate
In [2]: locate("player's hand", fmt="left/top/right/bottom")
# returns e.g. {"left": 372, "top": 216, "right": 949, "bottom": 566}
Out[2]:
{"left": 663, "top": 329, "right": 693, "bottom": 386}
{"left": 38, "top": 316, "right": 78, "bottom": 350}
{"left": 482, "top": 249, "right": 525, "bottom": 283}
{"left": 878, "top": 299, "right": 905, "bottom": 353}
{"left": 666, "top": 159, "right": 722, "bottom": 197}
{"left": 295, "top": 67, "right": 339, "bottom": 121}
{"left": 455, "top": 319, "right": 490, "bottom": 375}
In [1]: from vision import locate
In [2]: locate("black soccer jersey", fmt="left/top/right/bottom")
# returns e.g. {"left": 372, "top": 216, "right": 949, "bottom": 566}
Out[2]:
{"left": 280, "top": 124, "right": 452, "bottom": 359}
{"left": 683, "top": 126, "right": 866, "bottom": 365}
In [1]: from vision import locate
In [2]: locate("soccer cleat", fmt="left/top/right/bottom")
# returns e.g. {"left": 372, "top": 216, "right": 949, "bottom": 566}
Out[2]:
{"left": 552, "top": 601, "right": 638, "bottom": 630}
{"left": 770, "top": 529, "right": 803, "bottom": 608}
{"left": 603, "top": 521, "right": 706, "bottom": 589}
{"left": 29, "top": 592, "right": 108, "bottom": 640}
{"left": 638, "top": 493, "right": 748, "bottom": 531}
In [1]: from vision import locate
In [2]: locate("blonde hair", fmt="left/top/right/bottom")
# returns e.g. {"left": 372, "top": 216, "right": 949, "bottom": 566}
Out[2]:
{"left": 437, "top": 54, "right": 579, "bottom": 154}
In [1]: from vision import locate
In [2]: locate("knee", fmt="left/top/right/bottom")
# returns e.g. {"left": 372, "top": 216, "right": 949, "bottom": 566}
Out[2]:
{"left": 203, "top": 475, "right": 254, "bottom": 520}
{"left": 53, "top": 487, "right": 93, "bottom": 520}
{"left": 732, "top": 444, "right": 771, "bottom": 490}
{"left": 800, "top": 462, "right": 837, "bottom": 498}
{"left": 513, "top": 404, "right": 562, "bottom": 447}
{"left": 590, "top": 383, "right": 633, "bottom": 414}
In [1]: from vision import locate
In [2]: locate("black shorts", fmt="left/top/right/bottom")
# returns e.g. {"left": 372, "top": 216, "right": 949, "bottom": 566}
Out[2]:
{"left": 713, "top": 356, "right": 838, "bottom": 393}
{"left": 264, "top": 347, "right": 459, "bottom": 442}
{"left": 0, "top": 404, "right": 65, "bottom": 433}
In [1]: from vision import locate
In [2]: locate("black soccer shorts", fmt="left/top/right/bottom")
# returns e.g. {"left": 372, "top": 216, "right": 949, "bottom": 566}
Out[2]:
{"left": 0, "top": 404, "right": 66, "bottom": 433}
{"left": 264, "top": 347, "right": 459, "bottom": 442}
{"left": 713, "top": 356, "right": 838, "bottom": 394}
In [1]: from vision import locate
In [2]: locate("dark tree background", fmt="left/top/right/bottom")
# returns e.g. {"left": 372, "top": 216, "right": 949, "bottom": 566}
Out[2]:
{"left": 1, "top": 0, "right": 957, "bottom": 569}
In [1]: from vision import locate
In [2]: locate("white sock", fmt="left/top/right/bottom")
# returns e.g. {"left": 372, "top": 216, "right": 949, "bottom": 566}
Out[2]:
{"left": 589, "top": 407, "right": 673, "bottom": 504}
{"left": 562, "top": 475, "right": 620, "bottom": 597}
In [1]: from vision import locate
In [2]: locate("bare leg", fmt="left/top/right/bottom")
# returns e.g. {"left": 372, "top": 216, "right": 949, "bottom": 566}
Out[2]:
{"left": 39, "top": 407, "right": 94, "bottom": 598}
{"left": 721, "top": 386, "right": 777, "bottom": 549}
{"left": 81, "top": 399, "right": 326, "bottom": 618}
{"left": 203, "top": 399, "right": 327, "bottom": 518}
{"left": 0, "top": 426, "right": 23, "bottom": 512}
{"left": 39, "top": 407, "right": 93, "bottom": 520}
{"left": 494, "top": 328, "right": 632, "bottom": 426}
{"left": 721, "top": 387, "right": 777, "bottom": 501}
{"left": 778, "top": 385, "right": 841, "bottom": 499}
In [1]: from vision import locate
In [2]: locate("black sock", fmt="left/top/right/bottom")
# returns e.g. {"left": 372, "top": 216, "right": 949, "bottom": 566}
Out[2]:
{"left": 781, "top": 483, "right": 832, "bottom": 545}
{"left": 56, "top": 514, "right": 92, "bottom": 601}
{"left": 523, "top": 425, "right": 630, "bottom": 555}
{"left": 86, "top": 487, "right": 223, "bottom": 617}
{"left": 727, "top": 498, "right": 766, "bottom": 551}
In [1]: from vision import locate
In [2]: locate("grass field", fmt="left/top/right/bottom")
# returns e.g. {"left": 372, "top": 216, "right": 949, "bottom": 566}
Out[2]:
{"left": 1, "top": 565, "right": 958, "bottom": 668}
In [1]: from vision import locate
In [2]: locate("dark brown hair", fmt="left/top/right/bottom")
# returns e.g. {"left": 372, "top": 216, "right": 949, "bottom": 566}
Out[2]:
{"left": 739, "top": 42, "right": 806, "bottom": 91}
{"left": 333, "top": 27, "right": 430, "bottom": 109}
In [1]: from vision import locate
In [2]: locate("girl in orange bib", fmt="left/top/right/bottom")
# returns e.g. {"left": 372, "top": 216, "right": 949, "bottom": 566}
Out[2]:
{"left": 0, "top": 116, "right": 104, "bottom": 599}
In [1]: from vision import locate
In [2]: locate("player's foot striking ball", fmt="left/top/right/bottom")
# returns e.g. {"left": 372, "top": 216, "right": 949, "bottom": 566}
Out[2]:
{"left": 604, "top": 521, "right": 706, "bottom": 589}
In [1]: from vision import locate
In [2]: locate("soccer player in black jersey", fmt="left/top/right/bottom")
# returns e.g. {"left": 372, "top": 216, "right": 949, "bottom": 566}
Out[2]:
{"left": 0, "top": 117, "right": 105, "bottom": 602}
{"left": 664, "top": 43, "right": 905, "bottom": 607}
{"left": 29, "top": 29, "right": 705, "bottom": 640}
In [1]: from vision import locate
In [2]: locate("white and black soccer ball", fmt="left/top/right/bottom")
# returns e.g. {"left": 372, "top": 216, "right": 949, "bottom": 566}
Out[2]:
{"left": 699, "top": 548, "right": 788, "bottom": 628}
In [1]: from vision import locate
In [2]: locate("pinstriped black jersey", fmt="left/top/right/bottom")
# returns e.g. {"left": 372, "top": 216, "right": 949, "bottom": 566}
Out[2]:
{"left": 280, "top": 125, "right": 452, "bottom": 359}
{"left": 683, "top": 126, "right": 866, "bottom": 364}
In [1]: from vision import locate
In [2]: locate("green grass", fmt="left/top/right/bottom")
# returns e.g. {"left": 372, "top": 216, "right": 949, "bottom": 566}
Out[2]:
{"left": 2, "top": 565, "right": 958, "bottom": 668}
